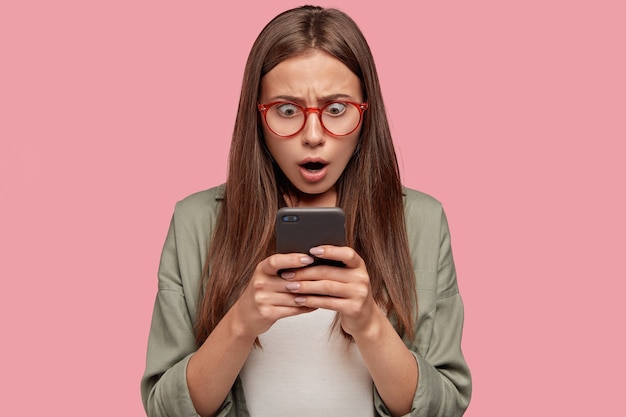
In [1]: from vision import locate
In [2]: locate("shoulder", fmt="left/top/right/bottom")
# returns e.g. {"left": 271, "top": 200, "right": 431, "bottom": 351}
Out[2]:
{"left": 401, "top": 186, "right": 449, "bottom": 256}
{"left": 175, "top": 184, "right": 224, "bottom": 213}
{"left": 402, "top": 186, "right": 444, "bottom": 220}
{"left": 171, "top": 184, "right": 224, "bottom": 243}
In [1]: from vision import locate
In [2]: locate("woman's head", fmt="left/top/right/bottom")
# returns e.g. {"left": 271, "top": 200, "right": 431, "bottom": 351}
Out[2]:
{"left": 229, "top": 5, "right": 394, "bottom": 203}
{"left": 258, "top": 49, "right": 364, "bottom": 206}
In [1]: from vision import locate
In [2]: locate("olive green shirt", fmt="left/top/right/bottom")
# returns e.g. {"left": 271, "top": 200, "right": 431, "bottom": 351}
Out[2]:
{"left": 141, "top": 185, "right": 471, "bottom": 416}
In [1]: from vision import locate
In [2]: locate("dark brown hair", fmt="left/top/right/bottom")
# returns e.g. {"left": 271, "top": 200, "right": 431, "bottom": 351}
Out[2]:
{"left": 195, "top": 5, "right": 416, "bottom": 345}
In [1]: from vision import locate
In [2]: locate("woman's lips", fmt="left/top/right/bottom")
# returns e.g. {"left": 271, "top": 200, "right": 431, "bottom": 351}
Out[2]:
{"left": 299, "top": 161, "right": 328, "bottom": 182}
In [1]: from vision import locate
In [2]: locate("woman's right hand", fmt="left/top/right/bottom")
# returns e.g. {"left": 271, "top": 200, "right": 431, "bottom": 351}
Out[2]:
{"left": 187, "top": 252, "right": 317, "bottom": 417}
{"left": 228, "top": 252, "right": 318, "bottom": 339}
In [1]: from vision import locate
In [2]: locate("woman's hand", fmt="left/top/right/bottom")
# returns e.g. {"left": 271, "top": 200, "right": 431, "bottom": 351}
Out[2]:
{"left": 188, "top": 252, "right": 319, "bottom": 417}
{"left": 280, "top": 246, "right": 418, "bottom": 416}
{"left": 279, "top": 245, "right": 385, "bottom": 338}
{"left": 228, "top": 252, "right": 318, "bottom": 339}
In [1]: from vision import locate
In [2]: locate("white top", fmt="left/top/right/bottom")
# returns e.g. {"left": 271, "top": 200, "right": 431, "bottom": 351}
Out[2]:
{"left": 240, "top": 308, "right": 375, "bottom": 417}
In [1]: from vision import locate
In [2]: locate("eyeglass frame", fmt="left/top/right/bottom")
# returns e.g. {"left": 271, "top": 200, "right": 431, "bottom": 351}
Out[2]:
{"left": 257, "top": 100, "right": 368, "bottom": 138}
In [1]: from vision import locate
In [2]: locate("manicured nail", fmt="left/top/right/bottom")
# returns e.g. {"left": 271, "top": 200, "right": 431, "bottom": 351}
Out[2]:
{"left": 286, "top": 282, "right": 300, "bottom": 291}
{"left": 281, "top": 271, "right": 295, "bottom": 279}
{"left": 300, "top": 256, "right": 314, "bottom": 265}
{"left": 309, "top": 247, "right": 324, "bottom": 256}
{"left": 294, "top": 296, "right": 306, "bottom": 304}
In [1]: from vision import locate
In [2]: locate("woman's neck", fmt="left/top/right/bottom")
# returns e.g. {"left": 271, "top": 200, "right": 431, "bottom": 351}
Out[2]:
{"left": 287, "top": 188, "right": 337, "bottom": 207}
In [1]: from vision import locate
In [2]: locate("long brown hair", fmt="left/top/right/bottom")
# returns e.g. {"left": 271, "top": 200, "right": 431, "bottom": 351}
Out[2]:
{"left": 194, "top": 6, "right": 417, "bottom": 345}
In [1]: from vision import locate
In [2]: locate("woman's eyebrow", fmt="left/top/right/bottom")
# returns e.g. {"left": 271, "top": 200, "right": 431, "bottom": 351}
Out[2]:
{"left": 318, "top": 93, "right": 354, "bottom": 102}
{"left": 265, "top": 93, "right": 355, "bottom": 104}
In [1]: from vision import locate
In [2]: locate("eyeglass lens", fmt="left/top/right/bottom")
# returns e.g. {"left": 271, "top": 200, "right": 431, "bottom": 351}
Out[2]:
{"left": 265, "top": 102, "right": 362, "bottom": 137}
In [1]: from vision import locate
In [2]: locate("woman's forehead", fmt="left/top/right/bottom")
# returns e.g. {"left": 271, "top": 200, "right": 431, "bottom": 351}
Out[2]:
{"left": 260, "top": 50, "right": 362, "bottom": 103}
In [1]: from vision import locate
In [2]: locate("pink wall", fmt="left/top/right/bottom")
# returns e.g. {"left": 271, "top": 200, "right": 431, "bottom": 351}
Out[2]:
{"left": 1, "top": 0, "right": 624, "bottom": 415}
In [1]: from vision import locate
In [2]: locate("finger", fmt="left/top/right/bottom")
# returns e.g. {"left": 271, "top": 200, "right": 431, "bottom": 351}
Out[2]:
{"left": 270, "top": 292, "right": 321, "bottom": 308}
{"left": 248, "top": 289, "right": 318, "bottom": 318}
{"left": 277, "top": 305, "right": 318, "bottom": 317}
{"left": 287, "top": 279, "right": 368, "bottom": 301}
{"left": 259, "top": 253, "right": 315, "bottom": 276}
{"left": 257, "top": 304, "right": 318, "bottom": 323}
{"left": 292, "top": 294, "right": 349, "bottom": 312}
{"left": 286, "top": 279, "right": 347, "bottom": 298}
{"left": 309, "top": 245, "right": 363, "bottom": 269}
{"left": 290, "top": 260, "right": 368, "bottom": 284}
{"left": 286, "top": 263, "right": 348, "bottom": 283}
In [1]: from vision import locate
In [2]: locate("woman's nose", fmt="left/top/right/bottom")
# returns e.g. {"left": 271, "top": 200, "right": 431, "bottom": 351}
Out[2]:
{"left": 301, "top": 111, "right": 325, "bottom": 146}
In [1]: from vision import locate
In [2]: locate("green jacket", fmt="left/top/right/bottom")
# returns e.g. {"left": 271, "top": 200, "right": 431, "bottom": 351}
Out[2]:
{"left": 141, "top": 185, "right": 471, "bottom": 416}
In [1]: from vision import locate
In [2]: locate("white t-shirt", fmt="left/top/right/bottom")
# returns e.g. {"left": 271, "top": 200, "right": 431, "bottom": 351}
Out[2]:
{"left": 240, "top": 308, "right": 375, "bottom": 417}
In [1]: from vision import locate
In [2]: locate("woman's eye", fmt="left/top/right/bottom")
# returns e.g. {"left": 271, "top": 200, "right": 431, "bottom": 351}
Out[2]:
{"left": 325, "top": 102, "right": 347, "bottom": 116}
{"left": 276, "top": 103, "right": 300, "bottom": 117}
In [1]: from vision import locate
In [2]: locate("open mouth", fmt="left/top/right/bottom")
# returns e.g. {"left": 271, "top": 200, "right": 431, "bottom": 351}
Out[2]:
{"left": 301, "top": 161, "right": 326, "bottom": 172}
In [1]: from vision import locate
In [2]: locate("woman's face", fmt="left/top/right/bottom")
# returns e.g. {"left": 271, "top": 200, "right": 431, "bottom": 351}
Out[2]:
{"left": 259, "top": 49, "right": 364, "bottom": 207}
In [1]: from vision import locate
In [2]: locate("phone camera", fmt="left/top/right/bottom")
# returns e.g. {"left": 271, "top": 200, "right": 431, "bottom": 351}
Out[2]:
{"left": 281, "top": 215, "right": 299, "bottom": 222}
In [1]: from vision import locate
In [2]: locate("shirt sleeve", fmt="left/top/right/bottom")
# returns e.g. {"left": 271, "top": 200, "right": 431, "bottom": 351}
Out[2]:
{"left": 374, "top": 203, "right": 472, "bottom": 416}
{"left": 140, "top": 207, "right": 238, "bottom": 417}
{"left": 140, "top": 215, "right": 201, "bottom": 417}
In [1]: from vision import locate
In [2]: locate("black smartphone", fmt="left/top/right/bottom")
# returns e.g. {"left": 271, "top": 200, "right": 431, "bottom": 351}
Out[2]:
{"left": 275, "top": 207, "right": 346, "bottom": 267}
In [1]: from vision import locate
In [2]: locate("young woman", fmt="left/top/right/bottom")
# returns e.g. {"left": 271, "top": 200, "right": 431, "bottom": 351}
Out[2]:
{"left": 142, "top": 6, "right": 471, "bottom": 417}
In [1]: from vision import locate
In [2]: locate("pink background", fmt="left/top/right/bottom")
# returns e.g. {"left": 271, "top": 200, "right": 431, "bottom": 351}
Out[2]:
{"left": 1, "top": 0, "right": 624, "bottom": 415}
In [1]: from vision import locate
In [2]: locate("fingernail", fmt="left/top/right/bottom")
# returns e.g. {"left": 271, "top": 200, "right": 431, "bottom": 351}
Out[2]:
{"left": 281, "top": 271, "right": 295, "bottom": 279}
{"left": 286, "top": 282, "right": 300, "bottom": 291}
{"left": 294, "top": 296, "right": 306, "bottom": 304}
{"left": 300, "top": 256, "right": 314, "bottom": 265}
{"left": 309, "top": 247, "right": 324, "bottom": 256}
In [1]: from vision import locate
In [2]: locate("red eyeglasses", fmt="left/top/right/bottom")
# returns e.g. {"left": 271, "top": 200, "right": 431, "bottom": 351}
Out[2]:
{"left": 258, "top": 101, "right": 368, "bottom": 137}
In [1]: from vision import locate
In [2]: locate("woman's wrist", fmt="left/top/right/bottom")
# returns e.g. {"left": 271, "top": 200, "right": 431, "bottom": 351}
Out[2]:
{"left": 350, "top": 306, "right": 388, "bottom": 345}
{"left": 224, "top": 304, "right": 258, "bottom": 345}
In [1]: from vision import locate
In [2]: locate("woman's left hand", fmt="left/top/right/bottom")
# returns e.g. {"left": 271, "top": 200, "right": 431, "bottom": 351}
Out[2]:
{"left": 283, "top": 245, "right": 418, "bottom": 416}
{"left": 280, "top": 245, "right": 384, "bottom": 338}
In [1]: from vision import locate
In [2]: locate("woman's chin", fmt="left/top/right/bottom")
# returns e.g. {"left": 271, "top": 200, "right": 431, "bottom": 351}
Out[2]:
{"left": 291, "top": 185, "right": 337, "bottom": 206}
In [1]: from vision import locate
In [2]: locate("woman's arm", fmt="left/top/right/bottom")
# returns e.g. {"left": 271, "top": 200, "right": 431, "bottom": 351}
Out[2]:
{"left": 283, "top": 246, "right": 417, "bottom": 416}
{"left": 351, "top": 308, "right": 419, "bottom": 416}
{"left": 187, "top": 252, "right": 320, "bottom": 417}
{"left": 401, "top": 194, "right": 472, "bottom": 416}
{"left": 185, "top": 307, "right": 257, "bottom": 417}
{"left": 142, "top": 189, "right": 319, "bottom": 417}
{"left": 283, "top": 200, "right": 471, "bottom": 416}
{"left": 141, "top": 216, "right": 204, "bottom": 417}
